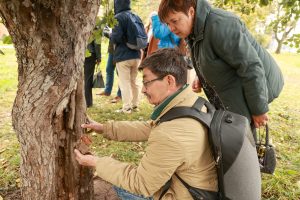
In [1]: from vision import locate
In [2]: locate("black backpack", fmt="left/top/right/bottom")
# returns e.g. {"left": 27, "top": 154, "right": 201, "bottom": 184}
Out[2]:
{"left": 158, "top": 97, "right": 261, "bottom": 200}
{"left": 124, "top": 11, "right": 148, "bottom": 50}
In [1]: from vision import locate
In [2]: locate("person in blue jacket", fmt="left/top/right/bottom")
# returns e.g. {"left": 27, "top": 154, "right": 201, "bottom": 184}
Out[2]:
{"left": 151, "top": 12, "right": 180, "bottom": 48}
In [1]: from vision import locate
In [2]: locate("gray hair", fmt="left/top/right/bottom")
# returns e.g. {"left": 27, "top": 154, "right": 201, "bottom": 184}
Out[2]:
{"left": 139, "top": 48, "right": 188, "bottom": 86}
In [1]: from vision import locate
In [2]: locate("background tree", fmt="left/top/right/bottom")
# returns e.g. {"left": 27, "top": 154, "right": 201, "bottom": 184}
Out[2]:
{"left": 285, "top": 33, "right": 300, "bottom": 53}
{"left": 213, "top": 0, "right": 273, "bottom": 47}
{"left": 269, "top": 0, "right": 300, "bottom": 54}
{"left": 0, "top": 0, "right": 100, "bottom": 199}
{"left": 213, "top": 0, "right": 300, "bottom": 53}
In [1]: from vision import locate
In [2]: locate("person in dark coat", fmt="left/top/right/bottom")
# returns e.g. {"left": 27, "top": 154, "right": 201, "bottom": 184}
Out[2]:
{"left": 107, "top": 0, "right": 142, "bottom": 113}
{"left": 84, "top": 39, "right": 101, "bottom": 107}
{"left": 158, "top": 0, "right": 284, "bottom": 131}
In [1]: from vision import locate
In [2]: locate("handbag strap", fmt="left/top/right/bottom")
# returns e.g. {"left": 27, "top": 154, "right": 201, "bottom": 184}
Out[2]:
{"left": 95, "top": 63, "right": 100, "bottom": 72}
{"left": 189, "top": 54, "right": 225, "bottom": 110}
{"left": 258, "top": 124, "right": 269, "bottom": 146}
{"left": 265, "top": 124, "right": 269, "bottom": 146}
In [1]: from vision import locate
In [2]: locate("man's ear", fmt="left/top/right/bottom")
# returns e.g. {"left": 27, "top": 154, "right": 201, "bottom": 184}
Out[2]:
{"left": 166, "top": 75, "right": 177, "bottom": 88}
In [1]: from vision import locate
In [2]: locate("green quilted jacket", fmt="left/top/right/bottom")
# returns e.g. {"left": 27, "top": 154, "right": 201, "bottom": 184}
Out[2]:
{"left": 187, "top": 0, "right": 284, "bottom": 122}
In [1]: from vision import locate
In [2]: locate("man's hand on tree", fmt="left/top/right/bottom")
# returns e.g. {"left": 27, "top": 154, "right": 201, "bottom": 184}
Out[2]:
{"left": 82, "top": 118, "right": 103, "bottom": 134}
{"left": 74, "top": 149, "right": 97, "bottom": 167}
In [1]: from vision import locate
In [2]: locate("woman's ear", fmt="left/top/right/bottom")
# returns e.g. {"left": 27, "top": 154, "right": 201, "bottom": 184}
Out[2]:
{"left": 189, "top": 7, "right": 195, "bottom": 17}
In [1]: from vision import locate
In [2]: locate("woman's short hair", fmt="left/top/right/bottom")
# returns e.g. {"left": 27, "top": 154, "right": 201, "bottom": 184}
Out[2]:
{"left": 158, "top": 0, "right": 196, "bottom": 23}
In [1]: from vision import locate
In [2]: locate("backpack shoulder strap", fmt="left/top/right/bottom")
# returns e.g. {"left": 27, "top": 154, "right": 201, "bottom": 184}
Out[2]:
{"left": 175, "top": 173, "right": 219, "bottom": 200}
{"left": 159, "top": 97, "right": 215, "bottom": 128}
{"left": 158, "top": 97, "right": 217, "bottom": 199}
{"left": 158, "top": 179, "right": 172, "bottom": 200}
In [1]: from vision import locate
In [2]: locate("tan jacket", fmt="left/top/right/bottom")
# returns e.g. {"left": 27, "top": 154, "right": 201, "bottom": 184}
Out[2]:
{"left": 96, "top": 86, "right": 218, "bottom": 199}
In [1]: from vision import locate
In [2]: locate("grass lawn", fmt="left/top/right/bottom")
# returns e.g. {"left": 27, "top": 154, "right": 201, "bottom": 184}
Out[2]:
{"left": 0, "top": 46, "right": 299, "bottom": 199}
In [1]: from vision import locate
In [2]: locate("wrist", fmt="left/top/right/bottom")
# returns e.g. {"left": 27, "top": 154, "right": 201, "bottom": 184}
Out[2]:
{"left": 94, "top": 123, "right": 104, "bottom": 134}
{"left": 91, "top": 156, "right": 97, "bottom": 167}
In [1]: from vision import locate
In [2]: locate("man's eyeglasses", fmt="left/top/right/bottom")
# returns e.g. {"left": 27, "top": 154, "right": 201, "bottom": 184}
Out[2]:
{"left": 142, "top": 76, "right": 165, "bottom": 88}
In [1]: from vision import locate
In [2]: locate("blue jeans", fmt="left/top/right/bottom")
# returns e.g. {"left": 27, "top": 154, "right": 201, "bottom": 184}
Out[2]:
{"left": 104, "top": 53, "right": 121, "bottom": 97}
{"left": 113, "top": 186, "right": 153, "bottom": 200}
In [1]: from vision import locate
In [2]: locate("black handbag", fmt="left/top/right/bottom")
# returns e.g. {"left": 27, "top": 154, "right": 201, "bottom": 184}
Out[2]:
{"left": 256, "top": 124, "right": 276, "bottom": 174}
{"left": 92, "top": 64, "right": 104, "bottom": 88}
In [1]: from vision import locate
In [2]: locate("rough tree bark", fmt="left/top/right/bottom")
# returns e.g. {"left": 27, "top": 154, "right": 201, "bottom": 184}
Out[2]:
{"left": 0, "top": 0, "right": 100, "bottom": 199}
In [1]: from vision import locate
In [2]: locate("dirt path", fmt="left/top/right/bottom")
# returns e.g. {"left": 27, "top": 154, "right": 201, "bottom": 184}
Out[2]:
{"left": 1, "top": 177, "right": 120, "bottom": 200}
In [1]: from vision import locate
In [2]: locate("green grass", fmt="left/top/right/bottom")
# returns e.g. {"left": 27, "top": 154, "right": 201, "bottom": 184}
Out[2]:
{"left": 0, "top": 47, "right": 20, "bottom": 189}
{"left": 0, "top": 47, "right": 300, "bottom": 199}
{"left": 261, "top": 53, "right": 300, "bottom": 200}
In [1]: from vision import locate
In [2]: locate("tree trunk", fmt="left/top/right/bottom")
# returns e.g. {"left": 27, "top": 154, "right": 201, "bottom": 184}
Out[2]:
{"left": 275, "top": 40, "right": 282, "bottom": 54}
{"left": 0, "top": 0, "right": 100, "bottom": 199}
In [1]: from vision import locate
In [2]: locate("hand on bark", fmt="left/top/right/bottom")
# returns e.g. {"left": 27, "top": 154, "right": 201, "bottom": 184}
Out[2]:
{"left": 82, "top": 118, "right": 103, "bottom": 134}
{"left": 252, "top": 113, "right": 268, "bottom": 128}
{"left": 74, "top": 149, "right": 97, "bottom": 167}
{"left": 75, "top": 134, "right": 92, "bottom": 155}
{"left": 192, "top": 76, "right": 202, "bottom": 93}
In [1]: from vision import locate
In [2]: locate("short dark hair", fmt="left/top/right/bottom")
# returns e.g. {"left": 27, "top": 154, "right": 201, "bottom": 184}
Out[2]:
{"left": 158, "top": 0, "right": 196, "bottom": 23}
{"left": 139, "top": 48, "right": 188, "bottom": 86}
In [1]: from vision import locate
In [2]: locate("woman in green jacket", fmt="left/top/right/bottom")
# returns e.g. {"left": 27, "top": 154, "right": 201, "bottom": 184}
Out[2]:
{"left": 158, "top": 0, "right": 284, "bottom": 131}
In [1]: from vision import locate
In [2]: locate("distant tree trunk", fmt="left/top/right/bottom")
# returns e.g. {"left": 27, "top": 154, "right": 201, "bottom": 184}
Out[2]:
{"left": 272, "top": 1, "right": 298, "bottom": 54}
{"left": 275, "top": 40, "right": 283, "bottom": 54}
{"left": 274, "top": 30, "right": 289, "bottom": 54}
{"left": 0, "top": 0, "right": 100, "bottom": 199}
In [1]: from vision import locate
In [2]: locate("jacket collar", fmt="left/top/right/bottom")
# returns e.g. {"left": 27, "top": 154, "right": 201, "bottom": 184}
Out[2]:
{"left": 188, "top": 0, "right": 211, "bottom": 44}
{"left": 151, "top": 84, "right": 188, "bottom": 120}
{"left": 151, "top": 85, "right": 196, "bottom": 125}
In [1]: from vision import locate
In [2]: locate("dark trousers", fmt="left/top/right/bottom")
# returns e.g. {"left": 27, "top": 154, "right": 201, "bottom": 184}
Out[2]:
{"left": 84, "top": 54, "right": 96, "bottom": 107}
